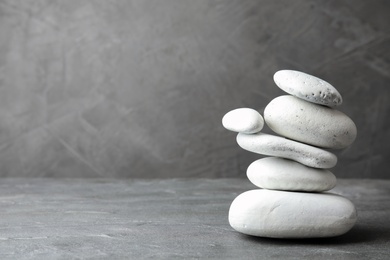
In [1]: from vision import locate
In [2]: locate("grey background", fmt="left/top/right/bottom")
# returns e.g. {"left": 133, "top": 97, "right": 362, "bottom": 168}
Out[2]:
{"left": 0, "top": 0, "right": 389, "bottom": 178}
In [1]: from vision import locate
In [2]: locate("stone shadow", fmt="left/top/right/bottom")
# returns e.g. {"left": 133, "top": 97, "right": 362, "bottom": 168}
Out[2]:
{"left": 240, "top": 224, "right": 390, "bottom": 245}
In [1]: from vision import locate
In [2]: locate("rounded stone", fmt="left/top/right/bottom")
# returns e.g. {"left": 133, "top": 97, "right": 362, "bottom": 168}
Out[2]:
{"left": 236, "top": 132, "right": 337, "bottom": 169}
{"left": 264, "top": 95, "right": 357, "bottom": 149}
{"left": 247, "top": 157, "right": 337, "bottom": 192}
{"left": 229, "top": 189, "right": 357, "bottom": 238}
{"left": 222, "top": 108, "right": 264, "bottom": 134}
{"left": 274, "top": 70, "right": 342, "bottom": 107}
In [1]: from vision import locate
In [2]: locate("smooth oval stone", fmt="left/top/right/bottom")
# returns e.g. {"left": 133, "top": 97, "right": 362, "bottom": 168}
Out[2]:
{"left": 222, "top": 108, "right": 264, "bottom": 134}
{"left": 264, "top": 95, "right": 357, "bottom": 149}
{"left": 229, "top": 189, "right": 357, "bottom": 238}
{"left": 274, "top": 70, "right": 342, "bottom": 107}
{"left": 247, "top": 157, "right": 336, "bottom": 192}
{"left": 237, "top": 132, "right": 337, "bottom": 168}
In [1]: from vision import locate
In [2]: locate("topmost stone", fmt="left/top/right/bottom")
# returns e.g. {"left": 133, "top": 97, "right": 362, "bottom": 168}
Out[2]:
{"left": 274, "top": 70, "right": 343, "bottom": 107}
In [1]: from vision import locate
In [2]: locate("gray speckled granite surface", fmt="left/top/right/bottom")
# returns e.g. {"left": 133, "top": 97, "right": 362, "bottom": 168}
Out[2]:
{"left": 0, "top": 178, "right": 389, "bottom": 259}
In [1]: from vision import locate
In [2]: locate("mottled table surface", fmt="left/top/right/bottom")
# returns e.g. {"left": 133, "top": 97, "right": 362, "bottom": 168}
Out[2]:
{"left": 0, "top": 178, "right": 389, "bottom": 259}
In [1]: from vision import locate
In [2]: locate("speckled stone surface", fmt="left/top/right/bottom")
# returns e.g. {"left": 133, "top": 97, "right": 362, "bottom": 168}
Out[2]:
{"left": 264, "top": 95, "right": 357, "bottom": 149}
{"left": 273, "top": 70, "right": 343, "bottom": 106}
{"left": 236, "top": 132, "right": 337, "bottom": 168}
{"left": 0, "top": 178, "right": 389, "bottom": 259}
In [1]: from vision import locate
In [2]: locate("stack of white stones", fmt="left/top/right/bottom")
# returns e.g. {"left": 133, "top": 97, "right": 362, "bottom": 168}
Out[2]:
{"left": 222, "top": 70, "right": 358, "bottom": 239}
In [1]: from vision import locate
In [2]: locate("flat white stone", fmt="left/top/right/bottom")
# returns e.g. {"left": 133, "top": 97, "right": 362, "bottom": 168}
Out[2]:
{"left": 237, "top": 132, "right": 337, "bottom": 168}
{"left": 274, "top": 70, "right": 342, "bottom": 107}
{"left": 222, "top": 108, "right": 264, "bottom": 134}
{"left": 229, "top": 189, "right": 357, "bottom": 238}
{"left": 264, "top": 95, "right": 357, "bottom": 149}
{"left": 247, "top": 157, "right": 336, "bottom": 192}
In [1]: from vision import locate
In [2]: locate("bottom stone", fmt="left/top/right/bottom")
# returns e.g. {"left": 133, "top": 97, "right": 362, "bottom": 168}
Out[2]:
{"left": 229, "top": 189, "right": 357, "bottom": 238}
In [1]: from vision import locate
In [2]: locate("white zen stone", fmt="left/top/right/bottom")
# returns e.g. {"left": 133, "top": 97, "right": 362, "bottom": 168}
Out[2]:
{"left": 229, "top": 189, "right": 357, "bottom": 238}
{"left": 222, "top": 108, "right": 264, "bottom": 134}
{"left": 264, "top": 95, "right": 357, "bottom": 149}
{"left": 236, "top": 132, "right": 337, "bottom": 168}
{"left": 247, "top": 157, "right": 336, "bottom": 192}
{"left": 274, "top": 70, "right": 342, "bottom": 107}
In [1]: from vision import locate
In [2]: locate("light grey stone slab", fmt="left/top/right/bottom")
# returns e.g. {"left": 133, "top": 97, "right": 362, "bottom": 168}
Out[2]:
{"left": 0, "top": 178, "right": 388, "bottom": 259}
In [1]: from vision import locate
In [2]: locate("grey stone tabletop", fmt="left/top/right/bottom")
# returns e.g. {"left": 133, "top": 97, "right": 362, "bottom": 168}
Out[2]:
{"left": 0, "top": 178, "right": 389, "bottom": 259}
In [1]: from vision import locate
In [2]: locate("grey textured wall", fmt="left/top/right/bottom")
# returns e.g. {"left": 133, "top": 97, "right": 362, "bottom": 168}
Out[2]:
{"left": 0, "top": 0, "right": 389, "bottom": 178}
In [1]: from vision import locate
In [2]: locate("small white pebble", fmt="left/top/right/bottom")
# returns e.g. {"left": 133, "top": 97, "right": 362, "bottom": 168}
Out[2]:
{"left": 222, "top": 108, "right": 264, "bottom": 134}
